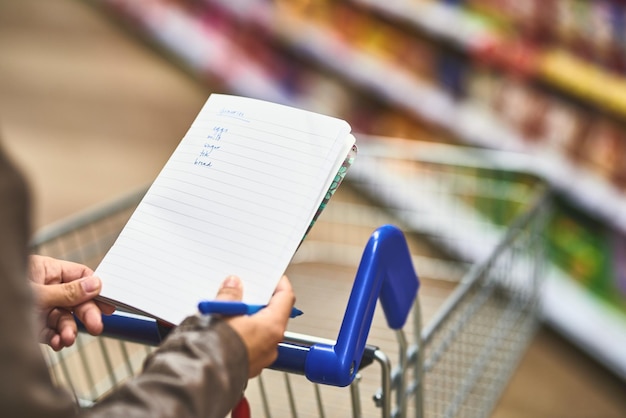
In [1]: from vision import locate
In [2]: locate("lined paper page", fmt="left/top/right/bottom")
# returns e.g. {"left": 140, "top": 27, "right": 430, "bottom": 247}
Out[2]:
{"left": 96, "top": 94, "right": 353, "bottom": 325}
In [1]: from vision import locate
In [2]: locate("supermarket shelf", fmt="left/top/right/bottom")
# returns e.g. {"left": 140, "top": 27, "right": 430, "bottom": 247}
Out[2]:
{"left": 92, "top": 0, "right": 302, "bottom": 107}
{"left": 544, "top": 266, "right": 626, "bottom": 382}
{"left": 351, "top": 136, "right": 626, "bottom": 381}
{"left": 353, "top": 0, "right": 495, "bottom": 52}
{"left": 94, "top": 0, "right": 626, "bottom": 235}
{"left": 209, "top": 0, "right": 626, "bottom": 235}
{"left": 213, "top": 0, "right": 455, "bottom": 126}
{"left": 355, "top": 0, "right": 626, "bottom": 120}
{"left": 349, "top": 139, "right": 505, "bottom": 264}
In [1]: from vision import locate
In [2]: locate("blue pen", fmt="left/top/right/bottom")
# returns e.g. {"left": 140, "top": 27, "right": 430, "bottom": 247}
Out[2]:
{"left": 198, "top": 300, "right": 303, "bottom": 318}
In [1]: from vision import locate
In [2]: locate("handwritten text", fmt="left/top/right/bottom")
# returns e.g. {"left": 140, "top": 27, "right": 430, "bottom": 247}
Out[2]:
{"left": 219, "top": 107, "right": 249, "bottom": 122}
{"left": 194, "top": 126, "right": 227, "bottom": 168}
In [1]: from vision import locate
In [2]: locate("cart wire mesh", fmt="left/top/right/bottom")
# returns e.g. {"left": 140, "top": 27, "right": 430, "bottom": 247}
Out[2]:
{"left": 31, "top": 135, "right": 550, "bottom": 417}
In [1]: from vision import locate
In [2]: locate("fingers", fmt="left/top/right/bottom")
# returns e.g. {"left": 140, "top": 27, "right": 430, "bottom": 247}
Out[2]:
{"left": 258, "top": 275, "right": 295, "bottom": 326}
{"left": 32, "top": 276, "right": 102, "bottom": 310}
{"left": 41, "top": 308, "right": 77, "bottom": 351}
{"left": 223, "top": 275, "right": 295, "bottom": 378}
{"left": 32, "top": 276, "right": 109, "bottom": 337}
{"left": 42, "top": 300, "right": 108, "bottom": 340}
{"left": 274, "top": 274, "right": 294, "bottom": 296}
{"left": 29, "top": 255, "right": 94, "bottom": 286}
{"left": 96, "top": 300, "right": 116, "bottom": 316}
{"left": 29, "top": 256, "right": 112, "bottom": 347}
{"left": 214, "top": 275, "right": 243, "bottom": 302}
{"left": 212, "top": 275, "right": 294, "bottom": 319}
{"left": 74, "top": 301, "right": 105, "bottom": 336}
{"left": 56, "top": 309, "right": 79, "bottom": 346}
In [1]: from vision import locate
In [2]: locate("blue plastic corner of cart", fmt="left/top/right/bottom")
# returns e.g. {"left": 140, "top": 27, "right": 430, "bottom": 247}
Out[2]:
{"left": 376, "top": 225, "right": 420, "bottom": 329}
{"left": 304, "top": 224, "right": 419, "bottom": 387}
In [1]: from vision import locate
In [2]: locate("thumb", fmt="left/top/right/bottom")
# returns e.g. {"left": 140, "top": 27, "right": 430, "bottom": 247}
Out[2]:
{"left": 33, "top": 276, "right": 102, "bottom": 309}
{"left": 214, "top": 275, "right": 243, "bottom": 302}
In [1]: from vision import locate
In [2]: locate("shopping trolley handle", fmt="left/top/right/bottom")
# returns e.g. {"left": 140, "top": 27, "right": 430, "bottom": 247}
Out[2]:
{"left": 92, "top": 225, "right": 419, "bottom": 388}
{"left": 278, "top": 224, "right": 419, "bottom": 387}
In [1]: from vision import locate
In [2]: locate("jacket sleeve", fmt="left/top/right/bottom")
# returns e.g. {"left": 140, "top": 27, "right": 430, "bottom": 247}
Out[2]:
{"left": 0, "top": 143, "right": 249, "bottom": 418}
{"left": 85, "top": 316, "right": 249, "bottom": 418}
{"left": 0, "top": 143, "right": 80, "bottom": 418}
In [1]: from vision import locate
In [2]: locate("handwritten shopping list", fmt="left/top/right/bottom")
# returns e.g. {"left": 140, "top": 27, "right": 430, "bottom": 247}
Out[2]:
{"left": 96, "top": 94, "right": 354, "bottom": 325}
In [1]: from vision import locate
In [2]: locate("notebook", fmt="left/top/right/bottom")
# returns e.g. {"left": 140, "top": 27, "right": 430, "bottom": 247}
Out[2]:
{"left": 95, "top": 94, "right": 357, "bottom": 325}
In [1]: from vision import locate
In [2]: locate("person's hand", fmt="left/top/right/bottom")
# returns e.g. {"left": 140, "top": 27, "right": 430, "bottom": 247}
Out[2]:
{"left": 214, "top": 275, "right": 295, "bottom": 378}
{"left": 28, "top": 255, "right": 116, "bottom": 351}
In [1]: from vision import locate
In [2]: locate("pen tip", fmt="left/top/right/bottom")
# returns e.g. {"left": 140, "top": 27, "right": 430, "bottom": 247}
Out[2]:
{"left": 292, "top": 307, "right": 304, "bottom": 318}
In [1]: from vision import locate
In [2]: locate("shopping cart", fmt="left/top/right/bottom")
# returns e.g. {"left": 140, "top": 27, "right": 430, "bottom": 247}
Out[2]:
{"left": 32, "top": 135, "right": 550, "bottom": 418}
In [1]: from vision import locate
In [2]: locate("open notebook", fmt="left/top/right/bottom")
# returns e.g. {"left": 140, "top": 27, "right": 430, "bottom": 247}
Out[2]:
{"left": 96, "top": 94, "right": 357, "bottom": 325}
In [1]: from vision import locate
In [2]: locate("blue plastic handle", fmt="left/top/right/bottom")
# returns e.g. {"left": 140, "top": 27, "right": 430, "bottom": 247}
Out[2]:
{"left": 300, "top": 224, "right": 419, "bottom": 387}
{"left": 79, "top": 312, "right": 163, "bottom": 346}
{"left": 86, "top": 224, "right": 419, "bottom": 388}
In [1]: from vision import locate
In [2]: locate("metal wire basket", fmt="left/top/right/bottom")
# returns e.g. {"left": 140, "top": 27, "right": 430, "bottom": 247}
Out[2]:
{"left": 32, "top": 135, "right": 550, "bottom": 417}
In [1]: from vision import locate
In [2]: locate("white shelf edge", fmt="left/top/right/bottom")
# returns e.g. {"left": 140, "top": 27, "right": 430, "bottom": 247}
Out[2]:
{"left": 543, "top": 267, "right": 626, "bottom": 381}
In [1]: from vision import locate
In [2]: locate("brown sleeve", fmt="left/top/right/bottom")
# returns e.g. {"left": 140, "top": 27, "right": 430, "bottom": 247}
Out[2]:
{"left": 0, "top": 144, "right": 80, "bottom": 418}
{"left": 87, "top": 317, "right": 248, "bottom": 418}
{"left": 0, "top": 143, "right": 248, "bottom": 418}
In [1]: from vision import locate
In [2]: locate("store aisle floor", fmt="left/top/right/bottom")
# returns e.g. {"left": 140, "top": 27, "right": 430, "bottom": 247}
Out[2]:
{"left": 1, "top": 0, "right": 625, "bottom": 417}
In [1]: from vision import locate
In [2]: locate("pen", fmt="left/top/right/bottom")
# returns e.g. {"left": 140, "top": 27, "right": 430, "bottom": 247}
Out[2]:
{"left": 198, "top": 300, "right": 303, "bottom": 318}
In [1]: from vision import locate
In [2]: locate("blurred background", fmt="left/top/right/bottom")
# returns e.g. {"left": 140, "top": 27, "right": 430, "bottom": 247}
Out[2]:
{"left": 1, "top": 0, "right": 626, "bottom": 416}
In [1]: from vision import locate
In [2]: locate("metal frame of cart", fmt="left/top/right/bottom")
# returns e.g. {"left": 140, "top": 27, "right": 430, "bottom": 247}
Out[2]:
{"left": 33, "top": 137, "right": 550, "bottom": 418}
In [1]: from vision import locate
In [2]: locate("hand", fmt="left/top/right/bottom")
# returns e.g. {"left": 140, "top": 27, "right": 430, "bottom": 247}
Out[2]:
{"left": 214, "top": 275, "right": 295, "bottom": 378}
{"left": 28, "top": 255, "right": 116, "bottom": 351}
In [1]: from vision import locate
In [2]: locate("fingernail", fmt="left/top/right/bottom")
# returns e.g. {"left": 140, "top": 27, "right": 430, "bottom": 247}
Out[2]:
{"left": 221, "top": 275, "right": 241, "bottom": 289}
{"left": 81, "top": 277, "right": 100, "bottom": 293}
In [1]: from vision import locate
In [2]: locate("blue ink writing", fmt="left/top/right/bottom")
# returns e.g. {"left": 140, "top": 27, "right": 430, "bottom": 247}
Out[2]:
{"left": 194, "top": 158, "right": 212, "bottom": 167}
{"left": 208, "top": 126, "right": 228, "bottom": 141}
{"left": 195, "top": 126, "right": 227, "bottom": 168}
{"left": 201, "top": 143, "right": 221, "bottom": 156}
{"left": 218, "top": 107, "right": 249, "bottom": 122}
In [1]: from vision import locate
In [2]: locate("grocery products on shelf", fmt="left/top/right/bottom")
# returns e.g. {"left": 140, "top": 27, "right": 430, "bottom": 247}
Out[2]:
{"left": 359, "top": 0, "right": 626, "bottom": 116}
{"left": 96, "top": 0, "right": 626, "bottom": 218}
{"left": 159, "top": 0, "right": 626, "bottom": 235}
{"left": 549, "top": 197, "right": 626, "bottom": 315}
